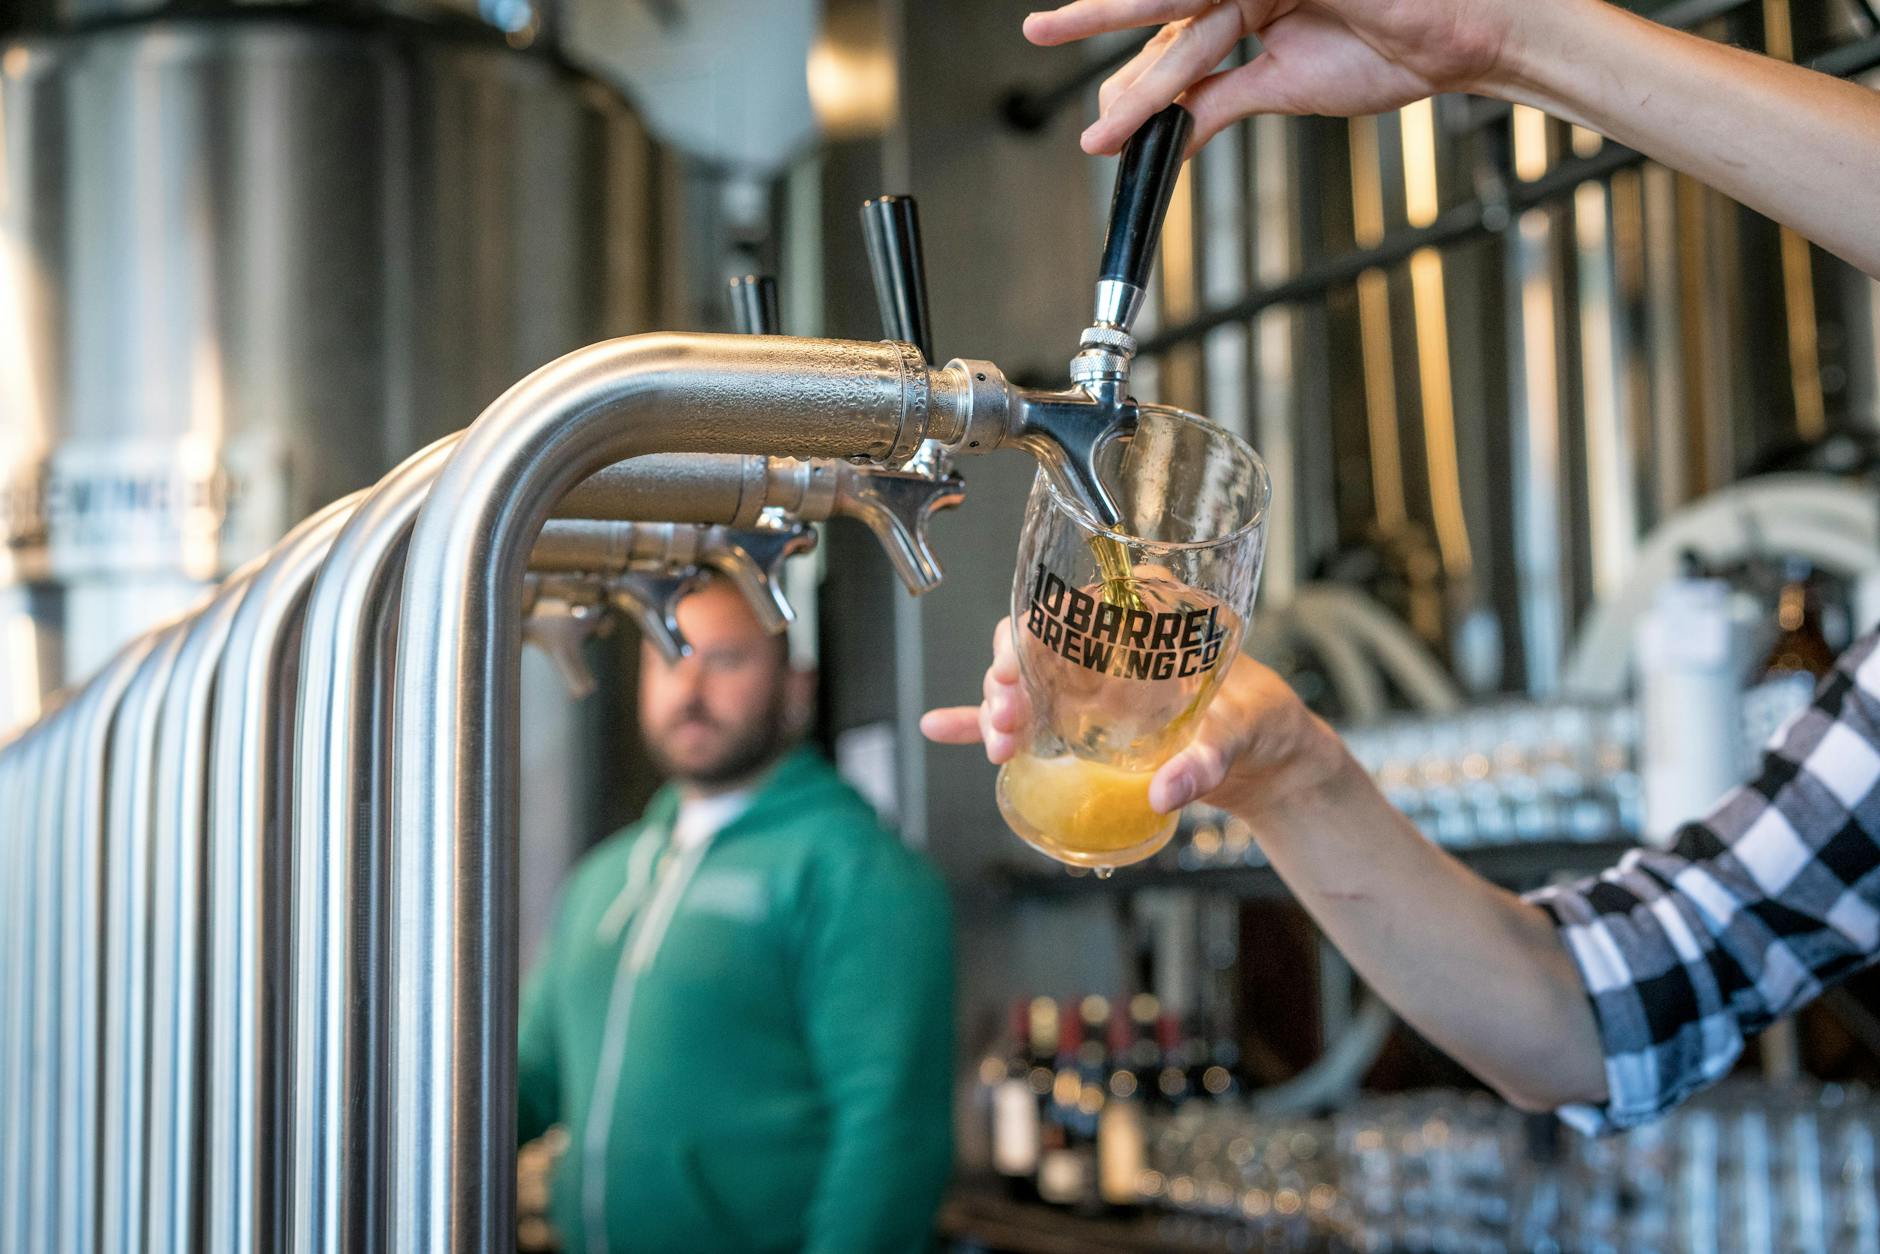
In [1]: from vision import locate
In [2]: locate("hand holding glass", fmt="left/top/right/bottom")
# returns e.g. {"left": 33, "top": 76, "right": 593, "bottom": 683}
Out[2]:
{"left": 997, "top": 406, "right": 1268, "bottom": 873}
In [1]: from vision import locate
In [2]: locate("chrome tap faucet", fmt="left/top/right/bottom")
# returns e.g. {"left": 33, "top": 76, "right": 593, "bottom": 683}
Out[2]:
{"left": 1003, "top": 103, "right": 1196, "bottom": 527}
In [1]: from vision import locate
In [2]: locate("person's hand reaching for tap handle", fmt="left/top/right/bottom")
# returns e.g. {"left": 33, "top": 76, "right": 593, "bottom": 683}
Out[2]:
{"left": 1027, "top": 0, "right": 1514, "bottom": 154}
{"left": 1025, "top": 0, "right": 1880, "bottom": 279}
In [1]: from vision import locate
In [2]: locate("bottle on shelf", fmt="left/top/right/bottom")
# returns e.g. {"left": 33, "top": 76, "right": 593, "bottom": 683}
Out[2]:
{"left": 1037, "top": 1000, "right": 1097, "bottom": 1203}
{"left": 1759, "top": 558, "right": 1837, "bottom": 682}
{"left": 1037, "top": 999, "right": 1099, "bottom": 1208}
{"left": 1154, "top": 1010, "right": 1192, "bottom": 1109}
{"left": 1098, "top": 999, "right": 1148, "bottom": 1210}
{"left": 1077, "top": 997, "right": 1112, "bottom": 1127}
{"left": 989, "top": 998, "right": 1043, "bottom": 1198}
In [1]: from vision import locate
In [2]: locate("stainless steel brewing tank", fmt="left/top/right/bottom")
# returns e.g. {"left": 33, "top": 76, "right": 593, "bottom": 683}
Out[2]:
{"left": 0, "top": 9, "right": 661, "bottom": 729}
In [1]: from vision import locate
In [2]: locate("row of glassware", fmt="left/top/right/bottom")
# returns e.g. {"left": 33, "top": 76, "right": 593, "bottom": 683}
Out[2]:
{"left": 1134, "top": 1081, "right": 1880, "bottom": 1254}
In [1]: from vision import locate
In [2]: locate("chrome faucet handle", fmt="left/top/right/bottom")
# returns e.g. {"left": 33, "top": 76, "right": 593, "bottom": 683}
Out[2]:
{"left": 1087, "top": 102, "right": 1194, "bottom": 359}
{"left": 861, "top": 194, "right": 952, "bottom": 480}
{"left": 605, "top": 568, "right": 700, "bottom": 664}
{"left": 700, "top": 522, "right": 818, "bottom": 634}
{"left": 972, "top": 107, "right": 1192, "bottom": 530}
{"left": 833, "top": 462, "right": 966, "bottom": 594}
{"left": 860, "top": 194, "right": 934, "bottom": 361}
{"left": 521, "top": 574, "right": 613, "bottom": 698}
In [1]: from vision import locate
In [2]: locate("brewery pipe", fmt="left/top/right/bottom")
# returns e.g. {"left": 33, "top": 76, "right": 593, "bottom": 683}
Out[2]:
{"left": 382, "top": 332, "right": 1031, "bottom": 1252}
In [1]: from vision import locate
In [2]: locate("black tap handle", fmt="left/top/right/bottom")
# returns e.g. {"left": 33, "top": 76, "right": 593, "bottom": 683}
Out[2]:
{"left": 727, "top": 274, "right": 780, "bottom": 335}
{"left": 859, "top": 195, "right": 934, "bottom": 362}
{"left": 1097, "top": 104, "right": 1194, "bottom": 295}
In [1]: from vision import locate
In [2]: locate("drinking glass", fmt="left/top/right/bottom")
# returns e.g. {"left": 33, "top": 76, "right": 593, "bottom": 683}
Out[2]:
{"left": 997, "top": 405, "right": 1268, "bottom": 873}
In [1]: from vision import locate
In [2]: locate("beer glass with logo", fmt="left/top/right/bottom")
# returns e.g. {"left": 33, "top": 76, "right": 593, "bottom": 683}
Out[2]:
{"left": 998, "top": 405, "right": 1269, "bottom": 874}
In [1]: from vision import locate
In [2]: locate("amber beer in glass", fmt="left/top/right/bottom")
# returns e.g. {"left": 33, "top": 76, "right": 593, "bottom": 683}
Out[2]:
{"left": 998, "top": 405, "right": 1268, "bottom": 873}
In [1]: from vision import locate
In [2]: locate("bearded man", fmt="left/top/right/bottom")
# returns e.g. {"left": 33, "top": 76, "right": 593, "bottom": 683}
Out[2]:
{"left": 518, "top": 576, "right": 953, "bottom": 1253}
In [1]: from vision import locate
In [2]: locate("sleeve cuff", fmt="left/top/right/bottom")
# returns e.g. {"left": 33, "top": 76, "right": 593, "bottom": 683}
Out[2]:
{"left": 1523, "top": 875, "right": 1731, "bottom": 1135}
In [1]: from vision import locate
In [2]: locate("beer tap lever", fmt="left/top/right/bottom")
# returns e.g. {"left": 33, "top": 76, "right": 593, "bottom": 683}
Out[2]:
{"left": 520, "top": 576, "right": 610, "bottom": 698}
{"left": 834, "top": 463, "right": 966, "bottom": 595}
{"left": 861, "top": 194, "right": 951, "bottom": 479}
{"left": 703, "top": 523, "right": 818, "bottom": 634}
{"left": 996, "top": 104, "right": 1196, "bottom": 529}
{"left": 606, "top": 570, "right": 698, "bottom": 664}
{"left": 860, "top": 195, "right": 933, "bottom": 362}
{"left": 1087, "top": 102, "right": 1193, "bottom": 357}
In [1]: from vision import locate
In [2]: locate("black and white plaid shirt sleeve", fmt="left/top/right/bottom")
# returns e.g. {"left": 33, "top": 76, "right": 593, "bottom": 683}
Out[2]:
{"left": 1524, "top": 630, "right": 1880, "bottom": 1135}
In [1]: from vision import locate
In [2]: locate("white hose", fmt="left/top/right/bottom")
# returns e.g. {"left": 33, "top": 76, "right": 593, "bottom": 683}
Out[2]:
{"left": 1248, "top": 605, "right": 1387, "bottom": 723}
{"left": 1564, "top": 475, "right": 1880, "bottom": 699}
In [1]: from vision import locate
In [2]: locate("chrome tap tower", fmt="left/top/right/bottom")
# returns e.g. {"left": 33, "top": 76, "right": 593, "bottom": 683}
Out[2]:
{"left": 0, "top": 69, "right": 1197, "bottom": 1254}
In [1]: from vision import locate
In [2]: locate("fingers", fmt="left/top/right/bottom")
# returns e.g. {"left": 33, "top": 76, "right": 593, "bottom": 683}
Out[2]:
{"left": 981, "top": 665, "right": 1023, "bottom": 734}
{"left": 917, "top": 687, "right": 1023, "bottom": 763}
{"left": 1147, "top": 660, "right": 1296, "bottom": 811}
{"left": 920, "top": 706, "right": 985, "bottom": 745}
{"left": 1179, "top": 59, "right": 1288, "bottom": 148}
{"left": 925, "top": 617, "right": 1029, "bottom": 764}
{"left": 1097, "top": 24, "right": 1179, "bottom": 114}
{"left": 1080, "top": 3, "right": 1245, "bottom": 153}
{"left": 982, "top": 703, "right": 1021, "bottom": 764}
{"left": 1024, "top": 0, "right": 1209, "bottom": 47}
{"left": 989, "top": 616, "right": 1020, "bottom": 683}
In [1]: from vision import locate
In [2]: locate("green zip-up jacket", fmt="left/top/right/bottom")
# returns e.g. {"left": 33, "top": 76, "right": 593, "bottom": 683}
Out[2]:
{"left": 518, "top": 747, "right": 954, "bottom": 1253}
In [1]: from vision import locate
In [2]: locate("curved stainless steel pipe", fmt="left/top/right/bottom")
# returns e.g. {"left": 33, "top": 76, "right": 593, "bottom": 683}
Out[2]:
{"left": 387, "top": 332, "right": 990, "bottom": 1252}
{"left": 291, "top": 439, "right": 458, "bottom": 1254}
{"left": 2, "top": 722, "right": 48, "bottom": 1254}
{"left": 101, "top": 622, "right": 190, "bottom": 1254}
{"left": 288, "top": 434, "right": 899, "bottom": 1251}
{"left": 0, "top": 730, "right": 18, "bottom": 1252}
{"left": 205, "top": 494, "right": 364, "bottom": 1254}
{"left": 58, "top": 632, "right": 162, "bottom": 1254}
{"left": 29, "top": 704, "right": 75, "bottom": 1254}
{"left": 145, "top": 571, "right": 260, "bottom": 1254}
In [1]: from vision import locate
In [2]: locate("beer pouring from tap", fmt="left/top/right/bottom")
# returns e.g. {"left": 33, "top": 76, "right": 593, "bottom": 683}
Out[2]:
{"left": 1003, "top": 103, "right": 1197, "bottom": 529}
{"left": 989, "top": 104, "right": 1274, "bottom": 875}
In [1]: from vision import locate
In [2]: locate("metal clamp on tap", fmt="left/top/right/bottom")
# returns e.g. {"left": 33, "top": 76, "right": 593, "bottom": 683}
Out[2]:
{"left": 986, "top": 103, "right": 1196, "bottom": 527}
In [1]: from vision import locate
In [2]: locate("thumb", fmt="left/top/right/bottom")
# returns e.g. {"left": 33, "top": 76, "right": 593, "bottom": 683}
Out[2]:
{"left": 1149, "top": 737, "right": 1229, "bottom": 813}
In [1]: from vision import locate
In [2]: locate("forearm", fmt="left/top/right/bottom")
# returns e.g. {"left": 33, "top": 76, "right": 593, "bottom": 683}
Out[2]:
{"left": 1500, "top": 0, "right": 1880, "bottom": 277}
{"left": 1236, "top": 751, "right": 1607, "bottom": 1111}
